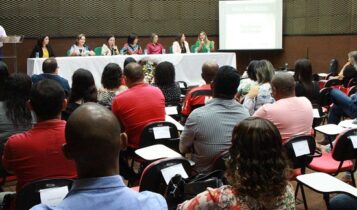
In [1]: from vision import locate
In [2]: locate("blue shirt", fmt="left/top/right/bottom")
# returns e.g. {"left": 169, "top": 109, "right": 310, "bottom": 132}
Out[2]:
{"left": 30, "top": 175, "right": 168, "bottom": 210}
{"left": 31, "top": 74, "right": 70, "bottom": 96}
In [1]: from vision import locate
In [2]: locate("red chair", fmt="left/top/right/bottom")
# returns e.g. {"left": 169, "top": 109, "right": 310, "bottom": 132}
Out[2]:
{"left": 324, "top": 79, "right": 342, "bottom": 89}
{"left": 284, "top": 135, "right": 319, "bottom": 210}
{"left": 348, "top": 85, "right": 357, "bottom": 97}
{"left": 308, "top": 128, "right": 357, "bottom": 187}
{"left": 348, "top": 78, "right": 357, "bottom": 88}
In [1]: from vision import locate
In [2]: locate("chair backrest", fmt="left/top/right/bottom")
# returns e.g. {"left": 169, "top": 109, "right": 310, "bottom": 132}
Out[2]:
{"left": 139, "top": 157, "right": 192, "bottom": 195}
{"left": 324, "top": 79, "right": 342, "bottom": 88}
{"left": 318, "top": 88, "right": 332, "bottom": 107}
{"left": 177, "top": 81, "right": 188, "bottom": 95}
{"left": 139, "top": 121, "right": 180, "bottom": 152}
{"left": 284, "top": 135, "right": 316, "bottom": 170}
{"left": 94, "top": 47, "right": 102, "bottom": 56}
{"left": 329, "top": 58, "right": 339, "bottom": 76}
{"left": 332, "top": 128, "right": 357, "bottom": 162}
{"left": 169, "top": 46, "right": 173, "bottom": 54}
{"left": 348, "top": 78, "right": 357, "bottom": 88}
{"left": 212, "top": 150, "right": 229, "bottom": 171}
{"left": 16, "top": 178, "right": 73, "bottom": 210}
{"left": 348, "top": 86, "right": 357, "bottom": 97}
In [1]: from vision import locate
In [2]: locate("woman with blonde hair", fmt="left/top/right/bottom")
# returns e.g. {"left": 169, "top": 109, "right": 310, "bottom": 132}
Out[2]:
{"left": 69, "top": 34, "right": 95, "bottom": 56}
{"left": 334, "top": 51, "right": 357, "bottom": 87}
{"left": 243, "top": 60, "right": 275, "bottom": 115}
{"left": 192, "top": 31, "right": 214, "bottom": 53}
{"left": 178, "top": 117, "right": 295, "bottom": 210}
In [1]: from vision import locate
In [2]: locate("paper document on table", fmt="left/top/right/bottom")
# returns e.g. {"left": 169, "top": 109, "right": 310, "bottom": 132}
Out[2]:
{"left": 349, "top": 136, "right": 357, "bottom": 149}
{"left": 153, "top": 126, "right": 171, "bottom": 139}
{"left": 315, "top": 124, "right": 346, "bottom": 135}
{"left": 161, "top": 163, "right": 189, "bottom": 184}
{"left": 40, "top": 186, "right": 69, "bottom": 207}
{"left": 165, "top": 106, "right": 178, "bottom": 115}
{"left": 313, "top": 109, "right": 320, "bottom": 118}
{"left": 135, "top": 144, "right": 182, "bottom": 160}
{"left": 292, "top": 140, "right": 310, "bottom": 157}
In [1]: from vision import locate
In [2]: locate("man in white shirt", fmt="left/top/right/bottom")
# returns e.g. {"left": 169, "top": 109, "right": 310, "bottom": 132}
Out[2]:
{"left": 0, "top": 25, "right": 7, "bottom": 60}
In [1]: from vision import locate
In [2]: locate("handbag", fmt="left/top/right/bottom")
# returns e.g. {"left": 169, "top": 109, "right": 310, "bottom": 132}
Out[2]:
{"left": 165, "top": 170, "right": 225, "bottom": 209}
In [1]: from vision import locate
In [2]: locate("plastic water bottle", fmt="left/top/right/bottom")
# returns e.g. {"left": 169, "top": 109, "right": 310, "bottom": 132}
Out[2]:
{"left": 144, "top": 49, "right": 148, "bottom": 55}
{"left": 35, "top": 52, "right": 39, "bottom": 58}
{"left": 162, "top": 49, "right": 166, "bottom": 54}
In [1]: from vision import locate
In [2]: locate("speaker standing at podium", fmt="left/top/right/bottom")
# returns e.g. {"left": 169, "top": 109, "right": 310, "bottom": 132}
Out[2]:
{"left": 0, "top": 25, "right": 6, "bottom": 61}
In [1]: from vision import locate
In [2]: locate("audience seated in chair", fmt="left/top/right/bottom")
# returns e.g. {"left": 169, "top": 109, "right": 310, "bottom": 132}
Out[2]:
{"left": 2, "top": 79, "right": 77, "bottom": 193}
{"left": 112, "top": 62, "right": 165, "bottom": 149}
{"left": 236, "top": 60, "right": 258, "bottom": 99}
{"left": 332, "top": 51, "right": 357, "bottom": 87}
{"left": 61, "top": 69, "right": 97, "bottom": 121}
{"left": 0, "top": 74, "right": 33, "bottom": 146}
{"left": 254, "top": 72, "right": 313, "bottom": 143}
{"left": 179, "top": 65, "right": 249, "bottom": 173}
{"left": 152, "top": 61, "right": 181, "bottom": 105}
{"left": 31, "top": 58, "right": 70, "bottom": 96}
{"left": 327, "top": 88, "right": 357, "bottom": 125}
{"left": 97, "top": 63, "right": 127, "bottom": 109}
{"left": 243, "top": 60, "right": 275, "bottom": 115}
{"left": 177, "top": 117, "right": 295, "bottom": 209}
{"left": 294, "top": 58, "right": 320, "bottom": 105}
{"left": 181, "top": 61, "right": 218, "bottom": 123}
{"left": 31, "top": 103, "right": 167, "bottom": 210}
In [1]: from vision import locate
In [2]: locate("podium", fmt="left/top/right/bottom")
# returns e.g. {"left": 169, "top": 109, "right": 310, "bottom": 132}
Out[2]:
{"left": 0, "top": 35, "right": 24, "bottom": 73}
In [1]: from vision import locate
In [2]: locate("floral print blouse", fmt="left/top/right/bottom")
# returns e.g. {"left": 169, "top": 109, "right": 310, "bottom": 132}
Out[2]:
{"left": 177, "top": 184, "right": 295, "bottom": 210}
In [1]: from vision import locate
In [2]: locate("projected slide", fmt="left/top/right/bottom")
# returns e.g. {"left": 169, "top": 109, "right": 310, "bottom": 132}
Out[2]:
{"left": 219, "top": 0, "right": 283, "bottom": 50}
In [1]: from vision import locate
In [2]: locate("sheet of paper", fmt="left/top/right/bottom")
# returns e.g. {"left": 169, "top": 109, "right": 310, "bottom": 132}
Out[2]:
{"left": 313, "top": 109, "right": 320, "bottom": 118}
{"left": 40, "top": 186, "right": 69, "bottom": 207}
{"left": 161, "top": 163, "right": 189, "bottom": 184}
{"left": 315, "top": 124, "right": 346, "bottom": 135}
{"left": 292, "top": 140, "right": 310, "bottom": 157}
{"left": 349, "top": 136, "right": 357, "bottom": 149}
{"left": 153, "top": 126, "right": 171, "bottom": 139}
{"left": 165, "top": 115, "right": 184, "bottom": 131}
{"left": 165, "top": 106, "right": 178, "bottom": 115}
{"left": 318, "top": 73, "right": 328, "bottom": 77}
{"left": 338, "top": 120, "right": 357, "bottom": 129}
{"left": 135, "top": 144, "right": 182, "bottom": 160}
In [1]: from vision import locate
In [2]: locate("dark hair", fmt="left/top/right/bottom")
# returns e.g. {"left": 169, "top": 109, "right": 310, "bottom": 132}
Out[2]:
{"left": 69, "top": 69, "right": 97, "bottom": 103}
{"left": 226, "top": 117, "right": 289, "bottom": 203}
{"left": 124, "top": 63, "right": 144, "bottom": 82}
{"left": 101, "top": 63, "right": 122, "bottom": 89}
{"left": 37, "top": 35, "right": 49, "bottom": 47}
{"left": 175, "top": 33, "right": 185, "bottom": 42}
{"left": 4, "top": 73, "right": 32, "bottom": 127}
{"left": 213, "top": 66, "right": 240, "bottom": 99}
{"left": 154, "top": 61, "right": 175, "bottom": 86}
{"left": 107, "top": 35, "right": 115, "bottom": 42}
{"left": 294, "top": 59, "right": 313, "bottom": 95}
{"left": 124, "top": 57, "right": 137, "bottom": 68}
{"left": 247, "top": 60, "right": 258, "bottom": 81}
{"left": 42, "top": 58, "right": 58, "bottom": 74}
{"left": 127, "top": 33, "right": 138, "bottom": 45}
{"left": 30, "top": 79, "right": 65, "bottom": 120}
{"left": 0, "top": 61, "right": 9, "bottom": 101}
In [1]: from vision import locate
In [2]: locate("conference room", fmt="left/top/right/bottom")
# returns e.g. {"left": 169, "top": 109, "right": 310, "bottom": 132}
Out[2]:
{"left": 1, "top": 0, "right": 357, "bottom": 209}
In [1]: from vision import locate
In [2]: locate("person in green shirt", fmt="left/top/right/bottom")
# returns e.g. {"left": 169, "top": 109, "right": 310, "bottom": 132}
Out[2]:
{"left": 193, "top": 31, "right": 215, "bottom": 53}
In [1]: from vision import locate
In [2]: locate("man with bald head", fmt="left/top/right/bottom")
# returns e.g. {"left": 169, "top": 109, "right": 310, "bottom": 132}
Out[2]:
{"left": 31, "top": 103, "right": 167, "bottom": 210}
{"left": 254, "top": 72, "right": 313, "bottom": 143}
{"left": 181, "top": 61, "right": 219, "bottom": 123}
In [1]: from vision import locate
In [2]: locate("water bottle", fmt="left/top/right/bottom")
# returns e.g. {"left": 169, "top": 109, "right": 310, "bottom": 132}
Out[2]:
{"left": 162, "top": 49, "right": 166, "bottom": 54}
{"left": 207, "top": 47, "right": 210, "bottom": 53}
{"left": 285, "top": 63, "right": 288, "bottom": 71}
{"left": 35, "top": 52, "right": 39, "bottom": 58}
{"left": 144, "top": 49, "right": 148, "bottom": 55}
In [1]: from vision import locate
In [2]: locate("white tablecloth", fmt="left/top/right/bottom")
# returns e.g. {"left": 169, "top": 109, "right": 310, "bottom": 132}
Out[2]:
{"left": 27, "top": 52, "right": 236, "bottom": 87}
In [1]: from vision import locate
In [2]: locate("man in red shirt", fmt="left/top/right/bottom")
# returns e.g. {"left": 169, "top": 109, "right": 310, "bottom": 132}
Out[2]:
{"left": 181, "top": 61, "right": 219, "bottom": 123}
{"left": 146, "top": 33, "right": 165, "bottom": 54}
{"left": 2, "top": 80, "right": 77, "bottom": 192}
{"left": 112, "top": 62, "right": 165, "bottom": 149}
